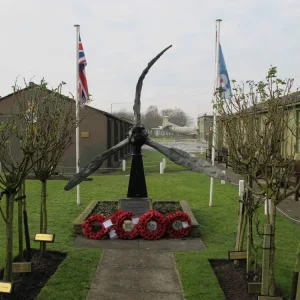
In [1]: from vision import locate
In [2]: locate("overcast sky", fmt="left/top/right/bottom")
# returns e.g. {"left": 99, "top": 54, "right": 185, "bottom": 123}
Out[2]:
{"left": 1, "top": 0, "right": 300, "bottom": 125}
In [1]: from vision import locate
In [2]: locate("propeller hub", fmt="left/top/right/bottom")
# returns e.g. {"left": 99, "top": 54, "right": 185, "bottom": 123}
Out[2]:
{"left": 128, "top": 125, "right": 148, "bottom": 148}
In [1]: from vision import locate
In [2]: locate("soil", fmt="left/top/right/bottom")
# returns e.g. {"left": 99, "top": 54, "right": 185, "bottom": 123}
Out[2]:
{"left": 210, "top": 259, "right": 257, "bottom": 300}
{"left": 210, "top": 259, "right": 283, "bottom": 300}
{"left": 0, "top": 249, "right": 66, "bottom": 300}
{"left": 91, "top": 201, "right": 183, "bottom": 218}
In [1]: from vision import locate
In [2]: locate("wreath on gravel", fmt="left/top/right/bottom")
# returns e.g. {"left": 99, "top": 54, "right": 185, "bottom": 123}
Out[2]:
{"left": 82, "top": 214, "right": 110, "bottom": 239}
{"left": 138, "top": 210, "right": 167, "bottom": 240}
{"left": 166, "top": 211, "right": 192, "bottom": 238}
{"left": 113, "top": 211, "right": 139, "bottom": 239}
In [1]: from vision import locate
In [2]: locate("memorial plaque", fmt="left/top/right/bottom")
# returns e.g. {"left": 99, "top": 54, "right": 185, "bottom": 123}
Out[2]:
{"left": 12, "top": 262, "right": 32, "bottom": 273}
{"left": 0, "top": 281, "right": 13, "bottom": 294}
{"left": 119, "top": 198, "right": 152, "bottom": 216}
{"left": 34, "top": 233, "right": 55, "bottom": 243}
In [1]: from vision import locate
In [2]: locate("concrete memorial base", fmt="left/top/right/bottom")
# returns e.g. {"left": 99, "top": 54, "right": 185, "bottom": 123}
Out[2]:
{"left": 73, "top": 199, "right": 199, "bottom": 237}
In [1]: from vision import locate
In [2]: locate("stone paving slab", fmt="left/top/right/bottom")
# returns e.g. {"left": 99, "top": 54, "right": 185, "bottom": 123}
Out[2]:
{"left": 74, "top": 235, "right": 205, "bottom": 251}
{"left": 74, "top": 235, "right": 139, "bottom": 249}
{"left": 90, "top": 268, "right": 183, "bottom": 292}
{"left": 86, "top": 249, "right": 185, "bottom": 300}
{"left": 100, "top": 249, "right": 175, "bottom": 268}
{"left": 139, "top": 238, "right": 205, "bottom": 251}
{"left": 86, "top": 289, "right": 185, "bottom": 300}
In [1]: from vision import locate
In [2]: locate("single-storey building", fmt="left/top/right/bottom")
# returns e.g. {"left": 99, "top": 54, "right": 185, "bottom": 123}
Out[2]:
{"left": 0, "top": 83, "right": 133, "bottom": 174}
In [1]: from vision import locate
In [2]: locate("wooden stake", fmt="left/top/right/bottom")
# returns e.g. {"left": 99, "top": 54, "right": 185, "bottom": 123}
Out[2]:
{"left": 261, "top": 224, "right": 272, "bottom": 295}
{"left": 291, "top": 242, "right": 300, "bottom": 299}
{"left": 17, "top": 185, "right": 23, "bottom": 261}
{"left": 246, "top": 217, "right": 252, "bottom": 274}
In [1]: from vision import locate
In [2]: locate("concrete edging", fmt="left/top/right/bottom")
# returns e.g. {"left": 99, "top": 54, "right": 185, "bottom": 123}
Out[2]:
{"left": 73, "top": 199, "right": 199, "bottom": 236}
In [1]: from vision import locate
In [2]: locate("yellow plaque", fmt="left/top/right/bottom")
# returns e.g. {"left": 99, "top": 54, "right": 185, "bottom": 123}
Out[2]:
{"left": 0, "top": 281, "right": 13, "bottom": 294}
{"left": 228, "top": 251, "right": 247, "bottom": 260}
{"left": 34, "top": 233, "right": 55, "bottom": 243}
{"left": 81, "top": 132, "right": 90, "bottom": 138}
{"left": 12, "top": 262, "right": 32, "bottom": 273}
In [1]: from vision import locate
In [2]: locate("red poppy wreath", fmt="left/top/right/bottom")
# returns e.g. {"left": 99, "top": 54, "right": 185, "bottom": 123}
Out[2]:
{"left": 113, "top": 211, "right": 139, "bottom": 239}
{"left": 166, "top": 211, "right": 192, "bottom": 238}
{"left": 138, "top": 210, "right": 167, "bottom": 240}
{"left": 82, "top": 214, "right": 110, "bottom": 240}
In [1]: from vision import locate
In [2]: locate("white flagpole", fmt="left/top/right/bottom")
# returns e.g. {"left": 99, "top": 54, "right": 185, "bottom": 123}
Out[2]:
{"left": 74, "top": 24, "right": 81, "bottom": 205}
{"left": 209, "top": 19, "right": 222, "bottom": 207}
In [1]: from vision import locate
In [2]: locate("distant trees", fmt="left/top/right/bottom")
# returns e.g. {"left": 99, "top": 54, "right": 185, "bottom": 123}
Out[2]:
{"left": 112, "top": 108, "right": 134, "bottom": 121}
{"left": 113, "top": 106, "right": 193, "bottom": 130}
{"left": 161, "top": 108, "right": 194, "bottom": 127}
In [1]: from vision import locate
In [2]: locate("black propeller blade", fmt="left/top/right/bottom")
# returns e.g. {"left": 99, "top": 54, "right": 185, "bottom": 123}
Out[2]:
{"left": 64, "top": 138, "right": 129, "bottom": 191}
{"left": 145, "top": 138, "right": 231, "bottom": 182}
{"left": 133, "top": 45, "right": 172, "bottom": 126}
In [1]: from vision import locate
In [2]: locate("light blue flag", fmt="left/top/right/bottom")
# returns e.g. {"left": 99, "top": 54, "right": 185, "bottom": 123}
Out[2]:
{"left": 219, "top": 44, "right": 231, "bottom": 99}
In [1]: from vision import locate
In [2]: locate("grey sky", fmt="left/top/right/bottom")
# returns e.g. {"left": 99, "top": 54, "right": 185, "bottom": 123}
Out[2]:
{"left": 1, "top": 0, "right": 300, "bottom": 125}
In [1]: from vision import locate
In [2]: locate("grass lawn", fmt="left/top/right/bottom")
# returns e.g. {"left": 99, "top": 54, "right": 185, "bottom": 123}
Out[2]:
{"left": 0, "top": 150, "right": 299, "bottom": 299}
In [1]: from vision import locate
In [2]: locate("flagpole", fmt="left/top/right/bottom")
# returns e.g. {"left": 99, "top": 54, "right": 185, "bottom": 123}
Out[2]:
{"left": 209, "top": 19, "right": 222, "bottom": 207}
{"left": 74, "top": 24, "right": 81, "bottom": 206}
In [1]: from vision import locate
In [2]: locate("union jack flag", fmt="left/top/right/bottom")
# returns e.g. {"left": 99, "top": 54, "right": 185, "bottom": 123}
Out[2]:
{"left": 78, "top": 34, "right": 89, "bottom": 104}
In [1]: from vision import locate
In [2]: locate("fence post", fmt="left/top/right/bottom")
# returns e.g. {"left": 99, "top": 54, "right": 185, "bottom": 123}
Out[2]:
{"left": 160, "top": 162, "right": 164, "bottom": 174}
{"left": 162, "top": 158, "right": 166, "bottom": 170}
{"left": 200, "top": 147, "right": 203, "bottom": 154}
{"left": 235, "top": 184, "right": 245, "bottom": 264}
{"left": 122, "top": 160, "right": 126, "bottom": 172}
{"left": 264, "top": 199, "right": 272, "bottom": 215}
{"left": 221, "top": 170, "right": 226, "bottom": 184}
{"left": 239, "top": 180, "right": 244, "bottom": 197}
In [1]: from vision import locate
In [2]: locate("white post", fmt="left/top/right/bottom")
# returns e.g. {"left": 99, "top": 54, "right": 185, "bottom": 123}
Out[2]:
{"left": 160, "top": 162, "right": 164, "bottom": 174}
{"left": 162, "top": 158, "right": 166, "bottom": 170}
{"left": 209, "top": 19, "right": 222, "bottom": 207}
{"left": 239, "top": 180, "right": 244, "bottom": 197}
{"left": 200, "top": 147, "right": 203, "bottom": 154}
{"left": 264, "top": 199, "right": 272, "bottom": 215}
{"left": 74, "top": 24, "right": 81, "bottom": 206}
{"left": 221, "top": 170, "right": 226, "bottom": 184}
{"left": 122, "top": 159, "right": 126, "bottom": 172}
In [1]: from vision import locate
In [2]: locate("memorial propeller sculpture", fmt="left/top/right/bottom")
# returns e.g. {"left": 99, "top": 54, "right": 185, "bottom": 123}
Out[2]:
{"left": 64, "top": 45, "right": 230, "bottom": 196}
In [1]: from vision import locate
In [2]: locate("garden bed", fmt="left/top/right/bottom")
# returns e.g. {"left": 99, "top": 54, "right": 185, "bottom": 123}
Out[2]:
{"left": 210, "top": 259, "right": 283, "bottom": 300}
{"left": 0, "top": 249, "right": 66, "bottom": 300}
{"left": 73, "top": 200, "right": 199, "bottom": 236}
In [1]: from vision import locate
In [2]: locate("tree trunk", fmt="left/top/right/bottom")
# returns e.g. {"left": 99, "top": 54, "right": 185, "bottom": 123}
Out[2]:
{"left": 23, "top": 182, "right": 31, "bottom": 261}
{"left": 18, "top": 185, "right": 24, "bottom": 261}
{"left": 40, "top": 180, "right": 47, "bottom": 252}
{"left": 268, "top": 201, "right": 276, "bottom": 296}
{"left": 246, "top": 217, "right": 252, "bottom": 275}
{"left": 4, "top": 192, "right": 15, "bottom": 282}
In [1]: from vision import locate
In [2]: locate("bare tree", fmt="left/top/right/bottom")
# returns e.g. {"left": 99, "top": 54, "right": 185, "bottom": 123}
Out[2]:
{"left": 26, "top": 81, "right": 78, "bottom": 252}
{"left": 0, "top": 81, "right": 51, "bottom": 281}
{"left": 217, "top": 67, "right": 300, "bottom": 295}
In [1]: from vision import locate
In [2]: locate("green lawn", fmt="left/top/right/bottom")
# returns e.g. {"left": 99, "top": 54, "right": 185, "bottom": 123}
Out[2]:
{"left": 0, "top": 150, "right": 299, "bottom": 299}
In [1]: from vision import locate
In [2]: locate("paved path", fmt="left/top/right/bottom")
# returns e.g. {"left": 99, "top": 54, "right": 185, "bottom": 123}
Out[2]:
{"left": 216, "top": 162, "right": 300, "bottom": 225}
{"left": 86, "top": 249, "right": 185, "bottom": 300}
{"left": 74, "top": 236, "right": 205, "bottom": 251}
